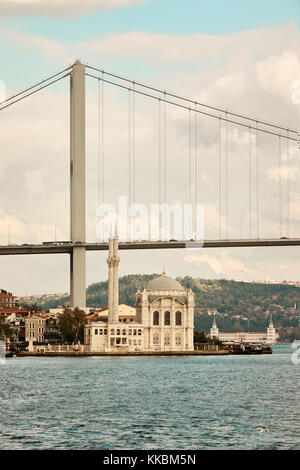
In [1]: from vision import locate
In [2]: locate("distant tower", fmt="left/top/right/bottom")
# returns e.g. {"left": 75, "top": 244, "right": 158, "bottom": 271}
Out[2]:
{"left": 210, "top": 314, "right": 219, "bottom": 339}
{"left": 107, "top": 234, "right": 120, "bottom": 323}
{"left": 266, "top": 314, "right": 276, "bottom": 344}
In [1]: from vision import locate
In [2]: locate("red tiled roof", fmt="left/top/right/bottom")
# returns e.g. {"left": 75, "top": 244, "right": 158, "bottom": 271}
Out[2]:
{"left": 0, "top": 308, "right": 22, "bottom": 314}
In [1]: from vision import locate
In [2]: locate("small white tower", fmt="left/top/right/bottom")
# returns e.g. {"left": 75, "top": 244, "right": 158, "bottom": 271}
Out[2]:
{"left": 266, "top": 314, "right": 276, "bottom": 344}
{"left": 210, "top": 314, "right": 219, "bottom": 339}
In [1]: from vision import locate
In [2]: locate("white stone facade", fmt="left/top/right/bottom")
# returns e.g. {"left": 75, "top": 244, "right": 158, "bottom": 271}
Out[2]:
{"left": 209, "top": 315, "right": 277, "bottom": 344}
{"left": 84, "top": 238, "right": 194, "bottom": 352}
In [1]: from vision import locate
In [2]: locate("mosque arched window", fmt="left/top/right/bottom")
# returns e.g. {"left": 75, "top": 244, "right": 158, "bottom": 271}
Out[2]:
{"left": 122, "top": 329, "right": 126, "bottom": 335}
{"left": 153, "top": 311, "right": 159, "bottom": 325}
{"left": 164, "top": 334, "right": 170, "bottom": 345}
{"left": 175, "top": 311, "right": 182, "bottom": 326}
{"left": 164, "top": 311, "right": 170, "bottom": 326}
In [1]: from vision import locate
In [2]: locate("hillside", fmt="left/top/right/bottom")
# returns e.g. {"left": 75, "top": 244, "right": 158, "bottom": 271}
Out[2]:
{"left": 19, "top": 275, "right": 300, "bottom": 339}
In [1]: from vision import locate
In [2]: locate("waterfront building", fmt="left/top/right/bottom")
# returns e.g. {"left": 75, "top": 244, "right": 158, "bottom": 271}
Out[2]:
{"left": 25, "top": 314, "right": 61, "bottom": 344}
{"left": 5, "top": 313, "right": 25, "bottom": 344}
{"left": 0, "top": 289, "right": 18, "bottom": 313}
{"left": 25, "top": 315, "right": 47, "bottom": 343}
{"left": 209, "top": 315, "right": 277, "bottom": 344}
{"left": 87, "top": 304, "right": 136, "bottom": 323}
{"left": 84, "top": 236, "right": 194, "bottom": 352}
{"left": 44, "top": 317, "right": 61, "bottom": 343}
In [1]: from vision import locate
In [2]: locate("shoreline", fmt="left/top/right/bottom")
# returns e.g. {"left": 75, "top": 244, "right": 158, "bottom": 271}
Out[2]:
{"left": 14, "top": 350, "right": 230, "bottom": 358}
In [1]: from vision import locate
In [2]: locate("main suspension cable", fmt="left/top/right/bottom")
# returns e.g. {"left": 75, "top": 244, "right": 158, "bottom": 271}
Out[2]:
{"left": 85, "top": 63, "right": 298, "bottom": 135}
{"left": 1, "top": 66, "right": 72, "bottom": 106}
{"left": 85, "top": 73, "right": 298, "bottom": 143}
{"left": 0, "top": 73, "right": 70, "bottom": 112}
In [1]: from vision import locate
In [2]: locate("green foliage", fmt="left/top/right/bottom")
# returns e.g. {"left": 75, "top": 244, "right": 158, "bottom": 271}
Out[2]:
{"left": 194, "top": 331, "right": 209, "bottom": 343}
{"left": 0, "top": 318, "right": 13, "bottom": 340}
{"left": 58, "top": 307, "right": 87, "bottom": 343}
{"left": 278, "top": 326, "right": 300, "bottom": 342}
{"left": 194, "top": 330, "right": 222, "bottom": 345}
{"left": 31, "top": 274, "right": 300, "bottom": 340}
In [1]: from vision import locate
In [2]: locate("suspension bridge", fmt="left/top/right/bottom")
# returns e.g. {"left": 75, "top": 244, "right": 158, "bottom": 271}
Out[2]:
{"left": 1, "top": 61, "right": 299, "bottom": 307}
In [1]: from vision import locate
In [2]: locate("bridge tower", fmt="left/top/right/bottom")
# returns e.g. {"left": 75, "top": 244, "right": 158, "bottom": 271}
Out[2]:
{"left": 70, "top": 61, "right": 86, "bottom": 307}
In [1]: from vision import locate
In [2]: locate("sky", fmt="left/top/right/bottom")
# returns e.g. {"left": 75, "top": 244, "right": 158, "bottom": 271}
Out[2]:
{"left": 0, "top": 0, "right": 300, "bottom": 296}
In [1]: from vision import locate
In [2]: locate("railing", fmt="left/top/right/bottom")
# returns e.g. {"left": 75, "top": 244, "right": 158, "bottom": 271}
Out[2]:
{"left": 194, "top": 343, "right": 219, "bottom": 351}
{"left": 32, "top": 344, "right": 90, "bottom": 353}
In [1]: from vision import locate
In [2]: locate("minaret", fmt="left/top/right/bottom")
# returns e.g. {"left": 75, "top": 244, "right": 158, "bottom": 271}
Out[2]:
{"left": 107, "top": 233, "right": 120, "bottom": 324}
{"left": 107, "top": 237, "right": 114, "bottom": 323}
{"left": 112, "top": 235, "right": 120, "bottom": 323}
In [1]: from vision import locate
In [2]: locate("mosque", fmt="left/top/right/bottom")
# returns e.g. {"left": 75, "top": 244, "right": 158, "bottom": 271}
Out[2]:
{"left": 84, "top": 235, "right": 195, "bottom": 352}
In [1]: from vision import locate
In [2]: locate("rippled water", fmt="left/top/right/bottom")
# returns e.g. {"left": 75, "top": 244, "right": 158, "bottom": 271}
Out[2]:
{"left": 0, "top": 345, "right": 299, "bottom": 450}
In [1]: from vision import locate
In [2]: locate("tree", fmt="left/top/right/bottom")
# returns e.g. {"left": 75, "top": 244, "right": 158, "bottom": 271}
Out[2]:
{"left": 194, "top": 330, "right": 223, "bottom": 345}
{"left": 194, "top": 331, "right": 210, "bottom": 343}
{"left": 58, "top": 307, "right": 87, "bottom": 343}
{"left": 0, "top": 318, "right": 13, "bottom": 341}
{"left": 278, "top": 326, "right": 300, "bottom": 343}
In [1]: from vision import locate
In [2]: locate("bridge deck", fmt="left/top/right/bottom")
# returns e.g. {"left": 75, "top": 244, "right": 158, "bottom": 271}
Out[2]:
{"left": 0, "top": 238, "right": 299, "bottom": 255}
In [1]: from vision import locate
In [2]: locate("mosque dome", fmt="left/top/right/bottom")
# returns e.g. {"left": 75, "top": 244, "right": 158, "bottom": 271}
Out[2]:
{"left": 146, "top": 270, "right": 185, "bottom": 291}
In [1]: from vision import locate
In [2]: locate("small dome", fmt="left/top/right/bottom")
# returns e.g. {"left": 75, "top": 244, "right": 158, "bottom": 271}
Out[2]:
{"left": 146, "top": 275, "right": 184, "bottom": 291}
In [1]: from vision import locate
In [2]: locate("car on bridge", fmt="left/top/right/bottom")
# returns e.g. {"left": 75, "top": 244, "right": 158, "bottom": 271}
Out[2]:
{"left": 42, "top": 241, "right": 72, "bottom": 246}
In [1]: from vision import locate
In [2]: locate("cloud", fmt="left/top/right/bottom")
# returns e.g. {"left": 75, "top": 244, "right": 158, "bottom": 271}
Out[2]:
{"left": 184, "top": 252, "right": 246, "bottom": 276}
{"left": 1, "top": 23, "right": 300, "bottom": 293}
{"left": 0, "top": 0, "right": 148, "bottom": 18}
{"left": 269, "top": 164, "right": 299, "bottom": 182}
{"left": 256, "top": 51, "right": 300, "bottom": 101}
{"left": 2, "top": 23, "right": 300, "bottom": 67}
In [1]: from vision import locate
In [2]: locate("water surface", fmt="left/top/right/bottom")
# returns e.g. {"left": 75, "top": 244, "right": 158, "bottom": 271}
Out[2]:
{"left": 1, "top": 345, "right": 299, "bottom": 449}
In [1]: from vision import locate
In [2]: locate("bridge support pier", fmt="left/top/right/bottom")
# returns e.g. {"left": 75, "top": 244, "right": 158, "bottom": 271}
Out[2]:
{"left": 70, "top": 247, "right": 86, "bottom": 308}
{"left": 70, "top": 61, "right": 86, "bottom": 308}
